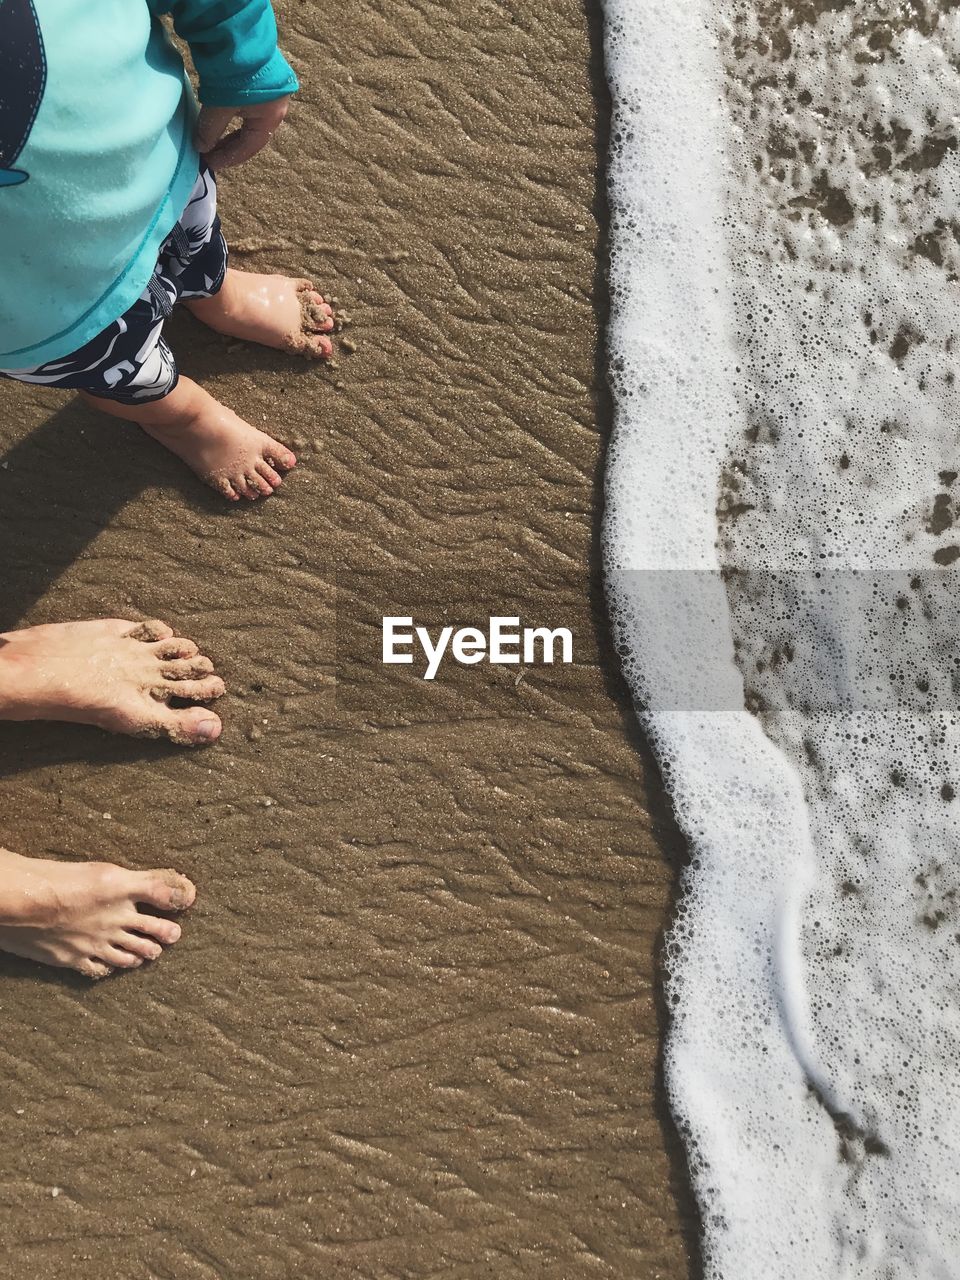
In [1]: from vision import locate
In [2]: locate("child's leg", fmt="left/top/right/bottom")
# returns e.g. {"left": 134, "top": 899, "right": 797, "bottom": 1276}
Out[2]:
{"left": 186, "top": 269, "right": 335, "bottom": 359}
{"left": 0, "top": 848, "right": 195, "bottom": 979}
{"left": 81, "top": 375, "right": 297, "bottom": 502}
{"left": 2, "top": 165, "right": 328, "bottom": 499}
{"left": 3, "top": 313, "right": 297, "bottom": 501}
{"left": 174, "top": 167, "right": 334, "bottom": 358}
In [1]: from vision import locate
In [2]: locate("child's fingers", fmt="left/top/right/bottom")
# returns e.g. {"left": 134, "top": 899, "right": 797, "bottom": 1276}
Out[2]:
{"left": 203, "top": 120, "right": 276, "bottom": 169}
{"left": 195, "top": 106, "right": 235, "bottom": 155}
{"left": 197, "top": 98, "right": 290, "bottom": 169}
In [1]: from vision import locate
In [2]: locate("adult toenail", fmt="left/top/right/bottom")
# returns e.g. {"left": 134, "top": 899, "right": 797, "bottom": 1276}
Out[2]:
{"left": 195, "top": 718, "right": 220, "bottom": 742}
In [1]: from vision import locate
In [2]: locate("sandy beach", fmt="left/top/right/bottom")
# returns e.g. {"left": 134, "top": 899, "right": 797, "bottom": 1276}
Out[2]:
{"left": 0, "top": 2, "right": 698, "bottom": 1275}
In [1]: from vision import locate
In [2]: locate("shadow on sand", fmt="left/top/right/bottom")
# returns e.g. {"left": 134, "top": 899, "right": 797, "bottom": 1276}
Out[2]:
{"left": 0, "top": 391, "right": 214, "bottom": 779}
{"left": 0, "top": 395, "right": 195, "bottom": 981}
{"left": 0, "top": 308, "right": 313, "bottom": 778}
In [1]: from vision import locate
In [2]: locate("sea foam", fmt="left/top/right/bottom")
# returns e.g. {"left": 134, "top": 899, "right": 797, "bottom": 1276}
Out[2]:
{"left": 602, "top": 2, "right": 960, "bottom": 1275}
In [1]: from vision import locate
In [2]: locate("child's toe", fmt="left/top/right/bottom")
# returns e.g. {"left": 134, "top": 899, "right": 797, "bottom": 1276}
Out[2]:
{"left": 256, "top": 460, "right": 283, "bottom": 489}
{"left": 265, "top": 443, "right": 296, "bottom": 470}
{"left": 306, "top": 333, "right": 333, "bottom": 358}
{"left": 214, "top": 476, "right": 240, "bottom": 502}
{"left": 307, "top": 312, "right": 335, "bottom": 333}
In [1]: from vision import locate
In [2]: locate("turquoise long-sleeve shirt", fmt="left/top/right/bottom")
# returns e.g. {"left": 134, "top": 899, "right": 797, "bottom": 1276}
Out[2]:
{"left": 0, "top": 0, "right": 298, "bottom": 366}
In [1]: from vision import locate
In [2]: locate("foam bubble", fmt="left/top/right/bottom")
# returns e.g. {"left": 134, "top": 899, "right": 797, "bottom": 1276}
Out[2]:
{"left": 603, "top": 2, "right": 960, "bottom": 1274}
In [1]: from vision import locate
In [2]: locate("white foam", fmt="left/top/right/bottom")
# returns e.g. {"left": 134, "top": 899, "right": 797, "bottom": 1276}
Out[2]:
{"left": 603, "top": 2, "right": 960, "bottom": 1274}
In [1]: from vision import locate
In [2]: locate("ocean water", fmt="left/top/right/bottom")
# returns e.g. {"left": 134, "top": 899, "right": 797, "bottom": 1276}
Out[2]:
{"left": 602, "top": 2, "right": 960, "bottom": 1275}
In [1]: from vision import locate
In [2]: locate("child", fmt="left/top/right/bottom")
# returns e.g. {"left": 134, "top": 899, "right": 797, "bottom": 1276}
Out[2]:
{"left": 0, "top": 0, "right": 335, "bottom": 502}
{"left": 0, "top": 0, "right": 323, "bottom": 978}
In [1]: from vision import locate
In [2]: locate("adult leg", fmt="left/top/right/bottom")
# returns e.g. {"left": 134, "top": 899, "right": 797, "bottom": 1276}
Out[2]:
{"left": 0, "top": 849, "right": 195, "bottom": 979}
{"left": 0, "top": 617, "right": 224, "bottom": 744}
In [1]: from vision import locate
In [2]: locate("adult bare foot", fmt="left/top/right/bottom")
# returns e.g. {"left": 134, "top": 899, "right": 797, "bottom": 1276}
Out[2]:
{"left": 0, "top": 849, "right": 195, "bottom": 979}
{"left": 81, "top": 376, "right": 297, "bottom": 502}
{"left": 0, "top": 618, "right": 224, "bottom": 745}
{"left": 186, "top": 268, "right": 335, "bottom": 359}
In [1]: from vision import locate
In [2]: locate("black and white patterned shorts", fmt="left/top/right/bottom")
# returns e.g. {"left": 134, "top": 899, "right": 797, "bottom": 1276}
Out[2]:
{"left": 0, "top": 166, "right": 227, "bottom": 405}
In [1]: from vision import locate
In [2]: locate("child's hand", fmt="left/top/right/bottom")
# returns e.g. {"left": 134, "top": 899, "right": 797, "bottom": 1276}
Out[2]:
{"left": 195, "top": 96, "right": 292, "bottom": 169}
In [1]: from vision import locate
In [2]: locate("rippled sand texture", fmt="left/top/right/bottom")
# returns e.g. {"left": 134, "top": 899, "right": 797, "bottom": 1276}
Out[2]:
{"left": 0, "top": 3, "right": 697, "bottom": 1278}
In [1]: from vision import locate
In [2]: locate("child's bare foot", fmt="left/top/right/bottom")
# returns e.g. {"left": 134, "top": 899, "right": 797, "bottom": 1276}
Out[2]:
{"left": 0, "top": 618, "right": 224, "bottom": 744}
{"left": 81, "top": 376, "right": 297, "bottom": 501}
{"left": 186, "top": 267, "right": 335, "bottom": 359}
{"left": 0, "top": 849, "right": 195, "bottom": 979}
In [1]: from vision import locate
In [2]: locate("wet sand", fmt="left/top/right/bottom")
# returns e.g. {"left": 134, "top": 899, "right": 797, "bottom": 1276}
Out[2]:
{"left": 0, "top": 2, "right": 698, "bottom": 1276}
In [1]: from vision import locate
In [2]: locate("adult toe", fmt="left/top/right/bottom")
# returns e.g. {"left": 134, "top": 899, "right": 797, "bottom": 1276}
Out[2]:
{"left": 77, "top": 958, "right": 113, "bottom": 980}
{"left": 135, "top": 869, "right": 196, "bottom": 912}
{"left": 118, "top": 932, "right": 164, "bottom": 961}
{"left": 101, "top": 945, "right": 144, "bottom": 970}
{"left": 126, "top": 619, "right": 174, "bottom": 642}
{"left": 161, "top": 656, "right": 215, "bottom": 680}
{"left": 153, "top": 675, "right": 225, "bottom": 703}
{"left": 156, "top": 704, "right": 223, "bottom": 745}
{"left": 154, "top": 638, "right": 200, "bottom": 660}
{"left": 132, "top": 914, "right": 182, "bottom": 945}
{"left": 102, "top": 618, "right": 147, "bottom": 635}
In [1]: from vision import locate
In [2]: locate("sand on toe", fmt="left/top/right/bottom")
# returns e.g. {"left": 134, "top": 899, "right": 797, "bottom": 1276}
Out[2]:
{"left": 0, "top": 2, "right": 698, "bottom": 1277}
